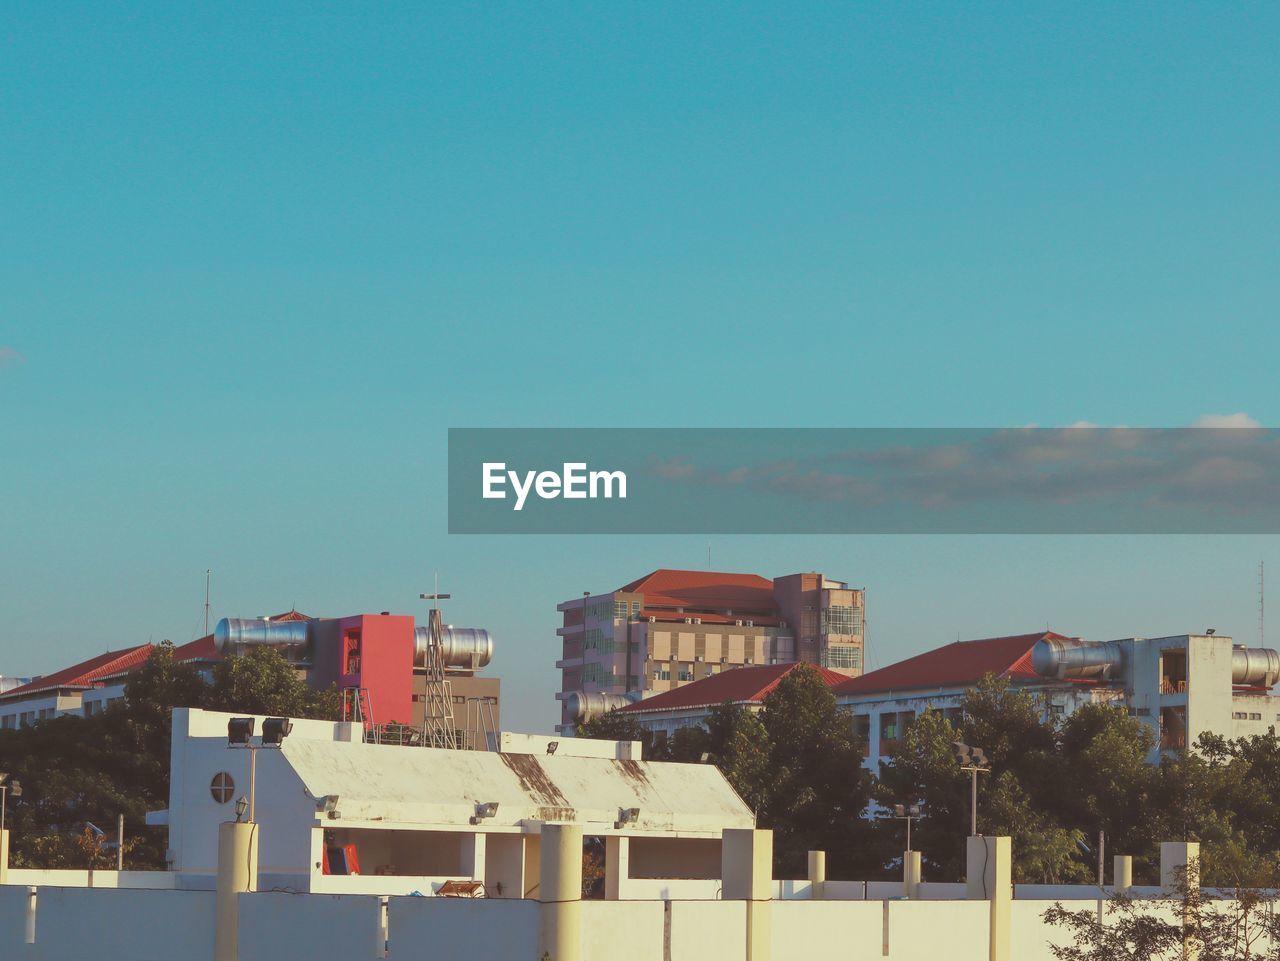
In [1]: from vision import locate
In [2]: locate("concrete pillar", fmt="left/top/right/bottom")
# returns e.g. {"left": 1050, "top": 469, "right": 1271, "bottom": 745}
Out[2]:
{"left": 538, "top": 823, "right": 583, "bottom": 961}
{"left": 605, "top": 836, "right": 630, "bottom": 900}
{"left": 214, "top": 821, "right": 258, "bottom": 961}
{"left": 722, "top": 828, "right": 772, "bottom": 961}
{"left": 966, "top": 836, "right": 1011, "bottom": 961}
{"left": 903, "top": 850, "right": 922, "bottom": 899}
{"left": 1160, "top": 841, "right": 1200, "bottom": 893}
{"left": 461, "top": 832, "right": 486, "bottom": 880}
{"left": 806, "top": 850, "right": 826, "bottom": 900}
{"left": 0, "top": 828, "right": 9, "bottom": 886}
{"left": 1113, "top": 855, "right": 1133, "bottom": 893}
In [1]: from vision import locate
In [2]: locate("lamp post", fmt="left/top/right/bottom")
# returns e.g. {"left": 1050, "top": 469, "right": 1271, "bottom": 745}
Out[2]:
{"left": 953, "top": 741, "right": 991, "bottom": 836}
{"left": 894, "top": 803, "right": 921, "bottom": 852}
{"left": 0, "top": 774, "right": 20, "bottom": 834}
{"left": 227, "top": 717, "right": 292, "bottom": 822}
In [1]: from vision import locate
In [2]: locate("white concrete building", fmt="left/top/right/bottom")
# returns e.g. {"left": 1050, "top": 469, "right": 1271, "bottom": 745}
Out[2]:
{"left": 834, "top": 630, "right": 1280, "bottom": 768}
{"left": 150, "top": 708, "right": 755, "bottom": 897}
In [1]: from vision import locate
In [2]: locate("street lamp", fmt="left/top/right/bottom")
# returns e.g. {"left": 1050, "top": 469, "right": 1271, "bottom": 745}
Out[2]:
{"left": 0, "top": 774, "right": 22, "bottom": 834}
{"left": 227, "top": 717, "right": 292, "bottom": 822}
{"left": 894, "top": 803, "right": 922, "bottom": 852}
{"left": 953, "top": 741, "right": 991, "bottom": 836}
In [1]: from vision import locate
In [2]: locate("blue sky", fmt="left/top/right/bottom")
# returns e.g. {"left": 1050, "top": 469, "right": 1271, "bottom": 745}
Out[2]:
{"left": 2, "top": 3, "right": 1277, "bottom": 730}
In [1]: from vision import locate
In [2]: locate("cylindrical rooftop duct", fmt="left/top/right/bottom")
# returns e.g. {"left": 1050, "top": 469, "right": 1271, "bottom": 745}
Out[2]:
{"left": 213, "top": 617, "right": 311, "bottom": 655}
{"left": 1232, "top": 647, "right": 1280, "bottom": 687}
{"left": 1031, "top": 637, "right": 1126, "bottom": 681}
{"left": 566, "top": 690, "right": 642, "bottom": 723}
{"left": 413, "top": 627, "right": 494, "bottom": 670}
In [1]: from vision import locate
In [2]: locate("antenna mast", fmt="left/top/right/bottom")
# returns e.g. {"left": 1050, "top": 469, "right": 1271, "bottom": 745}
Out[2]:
{"left": 419, "top": 583, "right": 459, "bottom": 749}
{"left": 1260, "top": 560, "right": 1265, "bottom": 646}
{"left": 204, "top": 569, "right": 212, "bottom": 636}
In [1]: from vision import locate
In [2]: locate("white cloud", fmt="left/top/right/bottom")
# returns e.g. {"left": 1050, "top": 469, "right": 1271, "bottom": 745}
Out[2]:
{"left": 0, "top": 346, "right": 24, "bottom": 368}
{"left": 1192, "top": 412, "right": 1261, "bottom": 428}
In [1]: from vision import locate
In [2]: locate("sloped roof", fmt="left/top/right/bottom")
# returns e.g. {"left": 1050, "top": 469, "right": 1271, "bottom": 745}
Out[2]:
{"left": 618, "top": 569, "right": 777, "bottom": 611}
{"left": 620, "top": 662, "right": 848, "bottom": 715}
{"left": 2, "top": 610, "right": 314, "bottom": 698}
{"left": 281, "top": 736, "right": 754, "bottom": 836}
{"left": 1, "top": 644, "right": 154, "bottom": 698}
{"left": 834, "top": 631, "right": 1072, "bottom": 696}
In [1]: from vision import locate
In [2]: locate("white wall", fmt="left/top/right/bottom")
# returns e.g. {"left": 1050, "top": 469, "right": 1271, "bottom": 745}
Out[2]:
{"left": 773, "top": 901, "right": 883, "bottom": 959}
{"left": 582, "top": 900, "right": 664, "bottom": 960}
{"left": 25, "top": 887, "right": 215, "bottom": 961}
{"left": 385, "top": 896, "right": 540, "bottom": 961}
{"left": 669, "top": 900, "right": 746, "bottom": 961}
{"left": 237, "top": 892, "right": 382, "bottom": 961}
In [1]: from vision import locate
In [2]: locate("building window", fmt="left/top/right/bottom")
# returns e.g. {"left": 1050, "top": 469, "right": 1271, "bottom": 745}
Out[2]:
{"left": 820, "top": 646, "right": 862, "bottom": 670}
{"left": 210, "top": 772, "right": 236, "bottom": 804}
{"left": 1048, "top": 704, "right": 1065, "bottom": 716}
{"left": 821, "top": 606, "right": 863, "bottom": 635}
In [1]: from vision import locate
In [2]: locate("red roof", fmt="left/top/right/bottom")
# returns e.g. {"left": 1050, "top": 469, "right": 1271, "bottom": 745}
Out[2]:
{"left": 620, "top": 662, "right": 848, "bottom": 714}
{"left": 2, "top": 610, "right": 313, "bottom": 699}
{"left": 618, "top": 569, "right": 777, "bottom": 612}
{"left": 833, "top": 631, "right": 1072, "bottom": 696}
{"left": 1, "top": 644, "right": 154, "bottom": 698}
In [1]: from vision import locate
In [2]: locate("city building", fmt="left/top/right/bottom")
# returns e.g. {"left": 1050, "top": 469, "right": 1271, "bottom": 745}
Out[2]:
{"left": 616, "top": 662, "right": 848, "bottom": 743}
{"left": 0, "top": 608, "right": 501, "bottom": 747}
{"left": 556, "top": 569, "right": 864, "bottom": 733}
{"left": 833, "top": 630, "right": 1280, "bottom": 768}
{"left": 152, "top": 707, "right": 753, "bottom": 896}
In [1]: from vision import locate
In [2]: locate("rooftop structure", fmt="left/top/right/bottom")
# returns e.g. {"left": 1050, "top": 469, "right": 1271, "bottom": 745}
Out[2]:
{"left": 154, "top": 708, "right": 754, "bottom": 896}
{"left": 833, "top": 630, "right": 1280, "bottom": 766}
{"left": 618, "top": 662, "right": 848, "bottom": 741}
{"left": 556, "top": 568, "right": 864, "bottom": 733}
{"left": 0, "top": 607, "right": 501, "bottom": 749}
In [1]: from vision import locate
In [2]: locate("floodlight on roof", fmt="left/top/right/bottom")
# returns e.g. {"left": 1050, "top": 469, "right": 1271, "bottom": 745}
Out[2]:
{"left": 262, "top": 717, "right": 293, "bottom": 747}
{"left": 546, "top": 741, "right": 559, "bottom": 756}
{"left": 235, "top": 796, "right": 249, "bottom": 822}
{"left": 470, "top": 801, "right": 500, "bottom": 824}
{"left": 228, "top": 717, "right": 255, "bottom": 746}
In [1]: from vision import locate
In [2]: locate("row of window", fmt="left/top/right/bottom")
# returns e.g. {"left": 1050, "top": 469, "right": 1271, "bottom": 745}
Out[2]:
{"left": 821, "top": 605, "right": 863, "bottom": 636}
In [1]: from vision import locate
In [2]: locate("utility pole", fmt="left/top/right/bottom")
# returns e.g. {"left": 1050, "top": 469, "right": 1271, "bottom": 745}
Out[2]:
{"left": 953, "top": 742, "right": 991, "bottom": 835}
{"left": 117, "top": 813, "right": 124, "bottom": 872}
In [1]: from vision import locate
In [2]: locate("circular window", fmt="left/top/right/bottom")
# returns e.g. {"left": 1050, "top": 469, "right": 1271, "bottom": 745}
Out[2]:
{"left": 210, "top": 772, "right": 235, "bottom": 804}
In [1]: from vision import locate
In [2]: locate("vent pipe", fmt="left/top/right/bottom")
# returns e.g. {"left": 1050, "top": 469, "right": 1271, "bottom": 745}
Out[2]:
{"left": 213, "top": 617, "right": 310, "bottom": 655}
{"left": 1031, "top": 637, "right": 1126, "bottom": 681}
{"left": 566, "top": 691, "right": 642, "bottom": 723}
{"left": 413, "top": 627, "right": 494, "bottom": 670}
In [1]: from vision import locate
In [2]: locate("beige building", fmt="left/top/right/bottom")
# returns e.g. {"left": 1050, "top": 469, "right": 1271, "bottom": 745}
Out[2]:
{"left": 556, "top": 568, "right": 864, "bottom": 732}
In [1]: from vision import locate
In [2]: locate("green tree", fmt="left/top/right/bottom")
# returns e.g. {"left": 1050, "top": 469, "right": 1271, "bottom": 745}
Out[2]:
{"left": 757, "top": 664, "right": 875, "bottom": 878}
{"left": 576, "top": 709, "right": 667, "bottom": 758}
{"left": 204, "top": 645, "right": 342, "bottom": 720}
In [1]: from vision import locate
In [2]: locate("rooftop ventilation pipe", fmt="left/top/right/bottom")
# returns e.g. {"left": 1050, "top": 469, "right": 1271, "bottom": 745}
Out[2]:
{"left": 1031, "top": 637, "right": 1126, "bottom": 681}
{"left": 1232, "top": 646, "right": 1280, "bottom": 686}
{"left": 413, "top": 627, "right": 494, "bottom": 670}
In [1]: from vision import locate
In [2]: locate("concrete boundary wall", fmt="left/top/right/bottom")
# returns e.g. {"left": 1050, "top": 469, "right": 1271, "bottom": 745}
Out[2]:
{"left": 237, "top": 892, "right": 383, "bottom": 961}
{"left": 386, "top": 895, "right": 540, "bottom": 960}
{"left": 669, "top": 900, "right": 746, "bottom": 961}
{"left": 582, "top": 900, "right": 664, "bottom": 960}
{"left": 30, "top": 887, "right": 216, "bottom": 961}
{"left": 772, "top": 901, "right": 883, "bottom": 960}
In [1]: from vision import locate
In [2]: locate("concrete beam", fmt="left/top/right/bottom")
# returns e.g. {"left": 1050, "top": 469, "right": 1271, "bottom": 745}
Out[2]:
{"left": 903, "top": 850, "right": 922, "bottom": 899}
{"left": 807, "top": 850, "right": 826, "bottom": 901}
{"left": 1114, "top": 855, "right": 1133, "bottom": 894}
{"left": 1160, "top": 841, "right": 1200, "bottom": 893}
{"left": 605, "top": 836, "right": 630, "bottom": 901}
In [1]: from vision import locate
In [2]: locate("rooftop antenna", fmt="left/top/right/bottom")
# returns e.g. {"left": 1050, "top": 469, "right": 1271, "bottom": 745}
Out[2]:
{"left": 707, "top": 545, "right": 711, "bottom": 570}
{"left": 1260, "top": 560, "right": 1265, "bottom": 646}
{"left": 419, "top": 576, "right": 459, "bottom": 749}
{"left": 204, "top": 569, "right": 212, "bottom": 636}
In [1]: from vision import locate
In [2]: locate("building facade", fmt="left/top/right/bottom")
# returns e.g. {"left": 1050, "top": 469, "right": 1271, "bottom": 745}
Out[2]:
{"left": 833, "top": 630, "right": 1280, "bottom": 769}
{"left": 555, "top": 569, "right": 864, "bottom": 733}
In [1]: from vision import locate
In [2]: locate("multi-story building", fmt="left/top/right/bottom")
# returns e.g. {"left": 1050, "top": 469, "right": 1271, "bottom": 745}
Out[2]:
{"left": 833, "top": 630, "right": 1280, "bottom": 768}
{"left": 556, "top": 568, "right": 864, "bottom": 733}
{"left": 0, "top": 607, "right": 501, "bottom": 748}
{"left": 614, "top": 661, "right": 848, "bottom": 744}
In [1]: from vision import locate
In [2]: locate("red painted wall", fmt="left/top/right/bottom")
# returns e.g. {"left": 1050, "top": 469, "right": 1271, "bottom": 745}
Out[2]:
{"left": 334, "top": 614, "right": 415, "bottom": 726}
